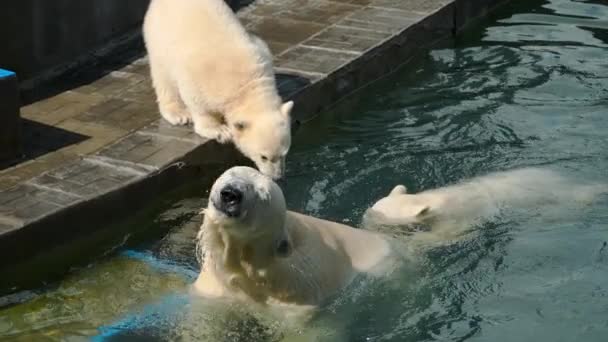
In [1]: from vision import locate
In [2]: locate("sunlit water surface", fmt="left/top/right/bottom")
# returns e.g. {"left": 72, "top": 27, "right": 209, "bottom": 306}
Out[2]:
{"left": 2, "top": 0, "right": 608, "bottom": 340}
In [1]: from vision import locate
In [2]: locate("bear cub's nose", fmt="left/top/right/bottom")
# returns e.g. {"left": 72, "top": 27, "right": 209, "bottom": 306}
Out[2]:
{"left": 219, "top": 186, "right": 243, "bottom": 217}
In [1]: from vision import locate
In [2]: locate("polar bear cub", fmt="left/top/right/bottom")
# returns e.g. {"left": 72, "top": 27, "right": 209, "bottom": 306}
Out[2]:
{"left": 363, "top": 168, "right": 607, "bottom": 238}
{"left": 193, "top": 166, "right": 397, "bottom": 312}
{"left": 143, "top": 0, "right": 293, "bottom": 179}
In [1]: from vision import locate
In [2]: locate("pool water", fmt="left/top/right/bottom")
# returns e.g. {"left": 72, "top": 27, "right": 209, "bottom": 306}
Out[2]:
{"left": 2, "top": 0, "right": 608, "bottom": 340}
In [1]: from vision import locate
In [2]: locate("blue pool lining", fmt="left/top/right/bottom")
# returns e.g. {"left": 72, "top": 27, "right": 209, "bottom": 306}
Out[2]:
{"left": 92, "top": 249, "right": 198, "bottom": 341}
{"left": 91, "top": 293, "right": 190, "bottom": 342}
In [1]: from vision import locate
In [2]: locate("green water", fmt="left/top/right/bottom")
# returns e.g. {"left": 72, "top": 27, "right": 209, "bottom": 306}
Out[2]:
{"left": 2, "top": 0, "right": 608, "bottom": 340}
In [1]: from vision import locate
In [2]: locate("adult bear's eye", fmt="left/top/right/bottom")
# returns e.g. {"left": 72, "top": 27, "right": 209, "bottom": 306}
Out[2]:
{"left": 261, "top": 155, "right": 268, "bottom": 162}
{"left": 234, "top": 121, "right": 247, "bottom": 131}
{"left": 276, "top": 239, "right": 290, "bottom": 256}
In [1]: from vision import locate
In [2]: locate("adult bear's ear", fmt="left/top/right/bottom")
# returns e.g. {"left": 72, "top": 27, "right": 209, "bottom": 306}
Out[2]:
{"left": 281, "top": 101, "right": 294, "bottom": 117}
{"left": 389, "top": 185, "right": 407, "bottom": 196}
{"left": 416, "top": 206, "right": 432, "bottom": 220}
{"left": 275, "top": 238, "right": 291, "bottom": 258}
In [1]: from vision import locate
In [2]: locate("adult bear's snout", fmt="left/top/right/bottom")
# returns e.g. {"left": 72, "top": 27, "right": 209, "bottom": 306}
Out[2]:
{"left": 221, "top": 186, "right": 242, "bottom": 205}
{"left": 218, "top": 185, "right": 243, "bottom": 217}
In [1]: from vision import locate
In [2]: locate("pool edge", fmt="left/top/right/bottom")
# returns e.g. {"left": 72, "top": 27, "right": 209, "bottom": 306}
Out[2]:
{"left": 0, "top": 0, "right": 513, "bottom": 282}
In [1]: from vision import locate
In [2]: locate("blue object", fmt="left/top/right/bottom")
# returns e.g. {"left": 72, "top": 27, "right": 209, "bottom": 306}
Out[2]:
{"left": 92, "top": 293, "right": 190, "bottom": 341}
{"left": 0, "top": 69, "right": 16, "bottom": 79}
{"left": 91, "top": 250, "right": 198, "bottom": 341}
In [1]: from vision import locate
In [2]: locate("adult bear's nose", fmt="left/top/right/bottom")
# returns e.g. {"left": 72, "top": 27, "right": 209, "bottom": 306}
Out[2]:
{"left": 219, "top": 185, "right": 243, "bottom": 217}
{"left": 221, "top": 186, "right": 242, "bottom": 205}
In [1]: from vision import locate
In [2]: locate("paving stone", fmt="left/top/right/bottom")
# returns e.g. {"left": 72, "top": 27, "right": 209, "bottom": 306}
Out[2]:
{"left": 29, "top": 159, "right": 144, "bottom": 199}
{"left": 0, "top": 222, "right": 17, "bottom": 234}
{"left": 117, "top": 57, "right": 150, "bottom": 76}
{"left": 56, "top": 119, "right": 129, "bottom": 154}
{"left": 304, "top": 25, "right": 393, "bottom": 53}
{"left": 264, "top": 41, "right": 292, "bottom": 56}
{"left": 341, "top": 7, "right": 425, "bottom": 34}
{"left": 72, "top": 70, "right": 148, "bottom": 99}
{"left": 75, "top": 99, "right": 157, "bottom": 131}
{"left": 45, "top": 158, "right": 141, "bottom": 185}
{"left": 0, "top": 151, "right": 74, "bottom": 191}
{"left": 20, "top": 91, "right": 106, "bottom": 125}
{"left": 119, "top": 63, "right": 150, "bottom": 77}
{"left": 96, "top": 132, "right": 199, "bottom": 169}
{"left": 247, "top": 0, "right": 361, "bottom": 25}
{"left": 114, "top": 80, "right": 156, "bottom": 104}
{"left": 244, "top": 15, "right": 325, "bottom": 46}
{"left": 139, "top": 120, "right": 205, "bottom": 144}
{"left": 20, "top": 93, "right": 73, "bottom": 116}
{"left": 275, "top": 46, "right": 357, "bottom": 75}
{"left": 22, "top": 99, "right": 102, "bottom": 126}
{"left": 371, "top": 0, "right": 453, "bottom": 14}
{"left": 9, "top": 184, "right": 81, "bottom": 207}
{"left": 0, "top": 211, "right": 23, "bottom": 227}
{"left": 0, "top": 183, "right": 81, "bottom": 224}
{"left": 80, "top": 98, "right": 130, "bottom": 118}
{"left": 329, "top": 0, "right": 373, "bottom": 5}
{"left": 0, "top": 184, "right": 35, "bottom": 205}
{"left": 84, "top": 156, "right": 155, "bottom": 175}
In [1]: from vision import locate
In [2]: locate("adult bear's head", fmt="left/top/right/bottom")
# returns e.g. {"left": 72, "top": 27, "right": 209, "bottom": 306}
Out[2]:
{"left": 199, "top": 166, "right": 292, "bottom": 283}
{"left": 206, "top": 166, "right": 287, "bottom": 239}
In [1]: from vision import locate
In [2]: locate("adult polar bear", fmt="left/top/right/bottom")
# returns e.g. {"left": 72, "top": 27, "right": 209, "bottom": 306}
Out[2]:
{"left": 363, "top": 168, "right": 607, "bottom": 243}
{"left": 193, "top": 166, "right": 403, "bottom": 317}
{"left": 194, "top": 167, "right": 607, "bottom": 310}
{"left": 143, "top": 0, "right": 293, "bottom": 179}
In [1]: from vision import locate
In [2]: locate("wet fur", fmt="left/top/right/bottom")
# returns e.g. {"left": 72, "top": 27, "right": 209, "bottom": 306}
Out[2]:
{"left": 193, "top": 167, "right": 394, "bottom": 314}
{"left": 363, "top": 168, "right": 607, "bottom": 242}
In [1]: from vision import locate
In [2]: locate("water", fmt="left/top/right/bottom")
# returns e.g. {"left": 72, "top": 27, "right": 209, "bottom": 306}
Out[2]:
{"left": 2, "top": 0, "right": 608, "bottom": 340}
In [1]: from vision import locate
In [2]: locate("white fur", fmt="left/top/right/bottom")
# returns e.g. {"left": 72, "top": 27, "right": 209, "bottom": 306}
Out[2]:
{"left": 143, "top": 0, "right": 293, "bottom": 179}
{"left": 193, "top": 167, "right": 396, "bottom": 317}
{"left": 363, "top": 168, "right": 607, "bottom": 242}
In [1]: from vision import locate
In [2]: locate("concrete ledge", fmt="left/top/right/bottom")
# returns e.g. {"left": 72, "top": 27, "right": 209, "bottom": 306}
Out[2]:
{"left": 0, "top": 69, "right": 22, "bottom": 164}
{"left": 0, "top": 0, "right": 512, "bottom": 290}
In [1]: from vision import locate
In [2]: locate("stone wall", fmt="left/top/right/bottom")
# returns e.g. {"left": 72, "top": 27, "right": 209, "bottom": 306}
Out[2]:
{"left": 0, "top": 0, "right": 150, "bottom": 82}
{"left": 0, "top": 0, "right": 248, "bottom": 84}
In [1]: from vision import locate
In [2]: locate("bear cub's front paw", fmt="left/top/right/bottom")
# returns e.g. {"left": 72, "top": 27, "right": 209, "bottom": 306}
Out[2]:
{"left": 160, "top": 105, "right": 191, "bottom": 126}
{"left": 194, "top": 124, "right": 232, "bottom": 144}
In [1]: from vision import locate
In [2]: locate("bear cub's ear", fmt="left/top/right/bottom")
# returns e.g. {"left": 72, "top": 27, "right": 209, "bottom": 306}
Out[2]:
{"left": 281, "top": 101, "right": 294, "bottom": 117}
